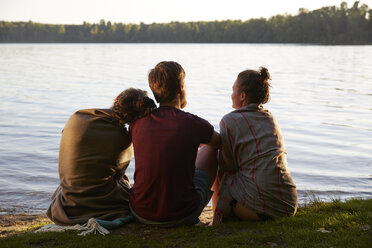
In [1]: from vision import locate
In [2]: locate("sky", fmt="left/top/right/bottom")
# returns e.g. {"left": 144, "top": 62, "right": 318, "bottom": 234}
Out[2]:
{"left": 1, "top": 0, "right": 371, "bottom": 25}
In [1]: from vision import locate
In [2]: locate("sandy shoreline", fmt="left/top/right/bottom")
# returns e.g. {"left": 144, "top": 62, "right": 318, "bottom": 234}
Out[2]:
{"left": 0, "top": 212, "right": 51, "bottom": 238}
{"left": 0, "top": 208, "right": 214, "bottom": 238}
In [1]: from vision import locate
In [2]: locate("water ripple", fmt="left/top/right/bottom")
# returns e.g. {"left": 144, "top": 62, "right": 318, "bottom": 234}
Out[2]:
{"left": 1, "top": 44, "right": 372, "bottom": 214}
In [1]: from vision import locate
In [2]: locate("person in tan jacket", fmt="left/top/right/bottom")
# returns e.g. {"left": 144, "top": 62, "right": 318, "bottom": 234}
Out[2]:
{"left": 47, "top": 88, "right": 156, "bottom": 225}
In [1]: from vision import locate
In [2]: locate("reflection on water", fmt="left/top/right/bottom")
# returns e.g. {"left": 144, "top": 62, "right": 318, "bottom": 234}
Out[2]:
{"left": 0, "top": 44, "right": 371, "bottom": 214}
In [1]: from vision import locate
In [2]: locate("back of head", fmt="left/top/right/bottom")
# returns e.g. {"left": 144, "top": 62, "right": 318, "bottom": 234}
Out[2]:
{"left": 148, "top": 61, "right": 185, "bottom": 104}
{"left": 111, "top": 88, "right": 156, "bottom": 126}
{"left": 236, "top": 66, "right": 271, "bottom": 105}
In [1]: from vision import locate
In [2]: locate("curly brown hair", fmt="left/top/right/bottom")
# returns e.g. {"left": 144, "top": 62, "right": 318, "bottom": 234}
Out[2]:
{"left": 111, "top": 88, "right": 156, "bottom": 126}
{"left": 236, "top": 66, "right": 271, "bottom": 104}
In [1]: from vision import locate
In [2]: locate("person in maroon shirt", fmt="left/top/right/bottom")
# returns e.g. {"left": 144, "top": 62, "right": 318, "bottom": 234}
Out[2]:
{"left": 129, "top": 61, "right": 221, "bottom": 226}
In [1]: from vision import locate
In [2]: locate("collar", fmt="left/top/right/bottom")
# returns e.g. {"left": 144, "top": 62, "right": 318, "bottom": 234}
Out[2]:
{"left": 233, "top": 103, "right": 263, "bottom": 113}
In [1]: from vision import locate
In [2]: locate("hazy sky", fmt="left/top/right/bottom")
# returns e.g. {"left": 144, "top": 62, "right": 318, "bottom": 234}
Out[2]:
{"left": 1, "top": 0, "right": 371, "bottom": 24}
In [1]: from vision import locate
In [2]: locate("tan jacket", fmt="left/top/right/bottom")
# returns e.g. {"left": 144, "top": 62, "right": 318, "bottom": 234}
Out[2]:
{"left": 47, "top": 109, "right": 133, "bottom": 225}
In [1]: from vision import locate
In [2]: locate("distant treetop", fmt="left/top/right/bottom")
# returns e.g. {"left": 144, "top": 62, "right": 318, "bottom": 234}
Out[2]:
{"left": 0, "top": 1, "right": 371, "bottom": 44}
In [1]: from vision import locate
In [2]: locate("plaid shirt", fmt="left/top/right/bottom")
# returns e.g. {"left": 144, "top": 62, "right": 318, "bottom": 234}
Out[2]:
{"left": 215, "top": 104, "right": 297, "bottom": 220}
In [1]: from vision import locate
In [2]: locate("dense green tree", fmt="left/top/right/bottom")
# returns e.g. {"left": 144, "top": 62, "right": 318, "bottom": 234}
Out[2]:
{"left": 0, "top": 1, "right": 370, "bottom": 44}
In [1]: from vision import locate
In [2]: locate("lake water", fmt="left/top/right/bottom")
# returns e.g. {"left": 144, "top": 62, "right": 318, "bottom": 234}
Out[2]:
{"left": 0, "top": 44, "right": 371, "bottom": 214}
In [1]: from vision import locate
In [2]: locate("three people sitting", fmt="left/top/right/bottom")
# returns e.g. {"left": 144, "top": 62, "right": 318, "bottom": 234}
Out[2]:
{"left": 47, "top": 61, "right": 297, "bottom": 226}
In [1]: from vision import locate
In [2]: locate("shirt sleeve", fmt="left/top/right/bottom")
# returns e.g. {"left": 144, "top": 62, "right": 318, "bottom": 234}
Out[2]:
{"left": 192, "top": 114, "right": 214, "bottom": 144}
{"left": 218, "top": 117, "right": 239, "bottom": 173}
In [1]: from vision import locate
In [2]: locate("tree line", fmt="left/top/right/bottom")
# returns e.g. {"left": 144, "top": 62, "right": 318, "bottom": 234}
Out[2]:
{"left": 1, "top": 1, "right": 371, "bottom": 44}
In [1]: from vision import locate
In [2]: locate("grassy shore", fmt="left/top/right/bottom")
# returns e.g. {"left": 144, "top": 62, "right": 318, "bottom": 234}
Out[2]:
{"left": 1, "top": 198, "right": 371, "bottom": 248}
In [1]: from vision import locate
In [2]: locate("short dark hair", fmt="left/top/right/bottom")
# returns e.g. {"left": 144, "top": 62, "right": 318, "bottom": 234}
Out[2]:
{"left": 111, "top": 88, "right": 156, "bottom": 125}
{"left": 148, "top": 61, "right": 185, "bottom": 104}
{"left": 236, "top": 66, "right": 271, "bottom": 104}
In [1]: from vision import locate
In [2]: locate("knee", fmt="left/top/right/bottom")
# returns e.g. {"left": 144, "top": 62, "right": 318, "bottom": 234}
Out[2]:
{"left": 195, "top": 146, "right": 218, "bottom": 181}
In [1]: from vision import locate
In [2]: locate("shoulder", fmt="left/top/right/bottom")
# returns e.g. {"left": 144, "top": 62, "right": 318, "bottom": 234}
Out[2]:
{"left": 74, "top": 108, "right": 113, "bottom": 117}
{"left": 74, "top": 109, "right": 117, "bottom": 121}
{"left": 179, "top": 109, "right": 213, "bottom": 128}
{"left": 220, "top": 110, "right": 240, "bottom": 127}
{"left": 258, "top": 107, "right": 278, "bottom": 125}
{"left": 180, "top": 109, "right": 205, "bottom": 121}
{"left": 66, "top": 109, "right": 120, "bottom": 129}
{"left": 153, "top": 106, "right": 210, "bottom": 125}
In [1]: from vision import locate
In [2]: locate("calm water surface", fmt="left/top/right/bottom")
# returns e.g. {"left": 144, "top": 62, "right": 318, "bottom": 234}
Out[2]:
{"left": 0, "top": 44, "right": 371, "bottom": 214}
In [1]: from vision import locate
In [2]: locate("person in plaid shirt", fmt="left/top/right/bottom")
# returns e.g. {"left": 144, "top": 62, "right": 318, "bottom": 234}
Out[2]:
{"left": 212, "top": 67, "right": 297, "bottom": 224}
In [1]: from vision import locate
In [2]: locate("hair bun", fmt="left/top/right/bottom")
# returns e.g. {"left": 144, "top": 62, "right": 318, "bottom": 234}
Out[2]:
{"left": 259, "top": 66, "right": 270, "bottom": 81}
